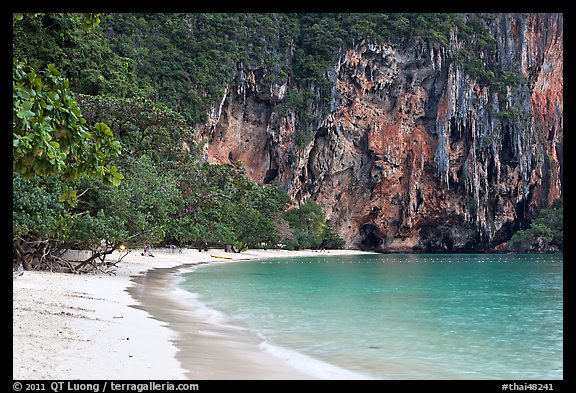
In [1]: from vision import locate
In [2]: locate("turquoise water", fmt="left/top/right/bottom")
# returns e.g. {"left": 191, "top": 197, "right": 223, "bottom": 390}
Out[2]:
{"left": 177, "top": 254, "right": 563, "bottom": 379}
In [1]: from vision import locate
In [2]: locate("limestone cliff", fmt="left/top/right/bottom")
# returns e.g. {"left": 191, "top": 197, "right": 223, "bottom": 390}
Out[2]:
{"left": 199, "top": 13, "right": 563, "bottom": 252}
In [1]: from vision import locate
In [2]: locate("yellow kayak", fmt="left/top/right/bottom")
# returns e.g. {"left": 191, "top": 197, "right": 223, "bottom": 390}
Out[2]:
{"left": 209, "top": 254, "right": 233, "bottom": 260}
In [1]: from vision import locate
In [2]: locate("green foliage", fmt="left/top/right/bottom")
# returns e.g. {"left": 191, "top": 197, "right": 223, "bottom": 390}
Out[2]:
{"left": 14, "top": 12, "right": 512, "bottom": 150}
{"left": 493, "top": 71, "right": 524, "bottom": 92}
{"left": 171, "top": 163, "right": 291, "bottom": 250}
{"left": 13, "top": 13, "right": 101, "bottom": 30}
{"left": 101, "top": 13, "right": 298, "bottom": 123}
{"left": 12, "top": 13, "right": 131, "bottom": 252}
{"left": 481, "top": 132, "right": 498, "bottom": 147}
{"left": 66, "top": 210, "right": 128, "bottom": 248}
{"left": 75, "top": 93, "right": 197, "bottom": 167}
{"left": 509, "top": 198, "right": 563, "bottom": 252}
{"left": 284, "top": 200, "right": 326, "bottom": 249}
{"left": 13, "top": 154, "right": 178, "bottom": 249}
{"left": 14, "top": 12, "right": 353, "bottom": 254}
{"left": 13, "top": 173, "right": 127, "bottom": 250}
{"left": 283, "top": 200, "right": 344, "bottom": 250}
{"left": 320, "top": 221, "right": 346, "bottom": 249}
{"left": 13, "top": 13, "right": 145, "bottom": 99}
{"left": 277, "top": 89, "right": 307, "bottom": 115}
{"left": 12, "top": 59, "right": 122, "bottom": 198}
{"left": 13, "top": 173, "right": 68, "bottom": 238}
{"left": 451, "top": 15, "right": 527, "bottom": 92}
{"left": 14, "top": 12, "right": 513, "bottom": 130}
{"left": 69, "top": 154, "right": 180, "bottom": 247}
{"left": 497, "top": 110, "right": 518, "bottom": 122}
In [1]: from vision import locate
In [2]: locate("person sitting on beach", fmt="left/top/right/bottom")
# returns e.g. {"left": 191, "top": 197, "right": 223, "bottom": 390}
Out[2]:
{"left": 142, "top": 243, "right": 154, "bottom": 257}
{"left": 146, "top": 244, "right": 154, "bottom": 257}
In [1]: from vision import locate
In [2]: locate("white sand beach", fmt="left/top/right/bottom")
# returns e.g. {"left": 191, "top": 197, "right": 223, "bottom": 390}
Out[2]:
{"left": 13, "top": 248, "right": 373, "bottom": 380}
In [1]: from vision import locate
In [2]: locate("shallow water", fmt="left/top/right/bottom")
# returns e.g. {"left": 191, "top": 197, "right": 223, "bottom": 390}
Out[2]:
{"left": 177, "top": 253, "right": 563, "bottom": 379}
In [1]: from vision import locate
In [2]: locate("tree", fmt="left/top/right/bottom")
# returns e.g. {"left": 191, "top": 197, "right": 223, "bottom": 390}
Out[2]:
{"left": 13, "top": 13, "right": 125, "bottom": 272}
{"left": 75, "top": 94, "right": 197, "bottom": 168}
{"left": 320, "top": 220, "right": 346, "bottom": 249}
{"left": 171, "top": 163, "right": 290, "bottom": 251}
{"left": 13, "top": 13, "right": 122, "bottom": 197}
{"left": 283, "top": 200, "right": 326, "bottom": 249}
{"left": 13, "top": 13, "right": 143, "bottom": 98}
{"left": 509, "top": 199, "right": 563, "bottom": 252}
{"left": 69, "top": 154, "right": 181, "bottom": 248}
{"left": 13, "top": 173, "right": 68, "bottom": 240}
{"left": 282, "top": 201, "right": 345, "bottom": 250}
{"left": 13, "top": 60, "right": 123, "bottom": 204}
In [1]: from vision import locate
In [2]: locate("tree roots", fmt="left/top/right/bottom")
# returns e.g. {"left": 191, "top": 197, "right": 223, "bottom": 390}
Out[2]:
{"left": 13, "top": 236, "right": 121, "bottom": 275}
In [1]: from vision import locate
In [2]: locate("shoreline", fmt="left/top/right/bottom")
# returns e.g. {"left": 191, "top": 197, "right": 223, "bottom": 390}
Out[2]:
{"left": 13, "top": 248, "right": 375, "bottom": 379}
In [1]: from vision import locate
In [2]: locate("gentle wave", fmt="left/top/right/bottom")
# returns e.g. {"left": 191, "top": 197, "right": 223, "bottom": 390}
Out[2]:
{"left": 257, "top": 339, "right": 377, "bottom": 380}
{"left": 170, "top": 274, "right": 233, "bottom": 327}
{"left": 172, "top": 270, "right": 377, "bottom": 380}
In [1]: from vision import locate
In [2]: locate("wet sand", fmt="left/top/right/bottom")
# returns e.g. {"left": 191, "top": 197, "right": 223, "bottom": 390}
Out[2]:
{"left": 13, "top": 248, "right": 374, "bottom": 379}
{"left": 128, "top": 264, "right": 315, "bottom": 379}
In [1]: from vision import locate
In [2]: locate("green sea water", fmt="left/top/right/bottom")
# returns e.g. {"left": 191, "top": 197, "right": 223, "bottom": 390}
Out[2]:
{"left": 177, "top": 253, "right": 563, "bottom": 379}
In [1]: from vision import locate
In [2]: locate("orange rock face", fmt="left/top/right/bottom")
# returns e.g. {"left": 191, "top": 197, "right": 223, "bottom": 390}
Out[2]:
{"left": 524, "top": 13, "right": 563, "bottom": 207}
{"left": 199, "top": 14, "right": 562, "bottom": 251}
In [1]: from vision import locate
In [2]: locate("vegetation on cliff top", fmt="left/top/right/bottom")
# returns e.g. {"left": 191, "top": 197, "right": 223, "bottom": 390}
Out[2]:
{"left": 14, "top": 13, "right": 512, "bottom": 125}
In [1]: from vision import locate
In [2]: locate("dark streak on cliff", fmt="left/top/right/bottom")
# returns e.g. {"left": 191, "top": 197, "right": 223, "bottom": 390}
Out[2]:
{"left": 199, "top": 13, "right": 563, "bottom": 252}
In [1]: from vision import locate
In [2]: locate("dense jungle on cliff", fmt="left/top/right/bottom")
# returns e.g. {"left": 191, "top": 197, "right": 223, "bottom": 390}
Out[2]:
{"left": 12, "top": 13, "right": 562, "bottom": 271}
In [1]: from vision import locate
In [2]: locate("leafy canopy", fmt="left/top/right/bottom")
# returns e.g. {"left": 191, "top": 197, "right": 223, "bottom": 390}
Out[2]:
{"left": 13, "top": 59, "right": 123, "bottom": 202}
{"left": 283, "top": 200, "right": 344, "bottom": 250}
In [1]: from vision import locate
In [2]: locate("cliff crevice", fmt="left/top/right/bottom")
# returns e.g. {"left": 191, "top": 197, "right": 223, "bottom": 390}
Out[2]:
{"left": 199, "top": 13, "right": 562, "bottom": 252}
